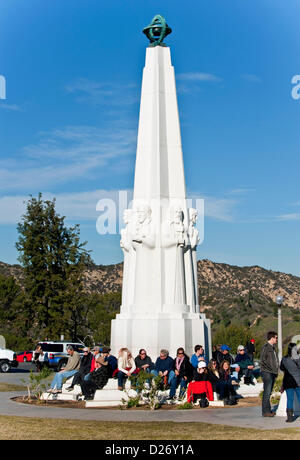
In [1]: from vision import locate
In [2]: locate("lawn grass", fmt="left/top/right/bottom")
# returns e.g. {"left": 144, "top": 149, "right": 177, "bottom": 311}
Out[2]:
{"left": 0, "top": 383, "right": 26, "bottom": 392}
{"left": 0, "top": 416, "right": 300, "bottom": 440}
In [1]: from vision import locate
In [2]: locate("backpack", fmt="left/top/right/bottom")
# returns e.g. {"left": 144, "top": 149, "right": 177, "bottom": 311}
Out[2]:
{"left": 199, "top": 392, "right": 209, "bottom": 408}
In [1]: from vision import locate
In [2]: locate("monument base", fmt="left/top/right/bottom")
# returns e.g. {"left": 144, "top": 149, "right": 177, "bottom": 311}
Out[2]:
{"left": 110, "top": 312, "right": 211, "bottom": 360}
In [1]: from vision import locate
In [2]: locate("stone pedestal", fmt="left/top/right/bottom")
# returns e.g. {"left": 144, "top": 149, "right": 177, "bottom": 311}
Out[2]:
{"left": 111, "top": 313, "right": 211, "bottom": 360}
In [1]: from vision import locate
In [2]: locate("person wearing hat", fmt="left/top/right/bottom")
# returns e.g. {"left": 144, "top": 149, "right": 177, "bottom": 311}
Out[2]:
{"left": 245, "top": 339, "right": 256, "bottom": 361}
{"left": 186, "top": 361, "right": 213, "bottom": 404}
{"left": 216, "top": 345, "right": 234, "bottom": 367}
{"left": 80, "top": 355, "right": 109, "bottom": 400}
{"left": 234, "top": 345, "right": 255, "bottom": 385}
{"left": 66, "top": 347, "right": 93, "bottom": 391}
{"left": 100, "top": 346, "right": 118, "bottom": 378}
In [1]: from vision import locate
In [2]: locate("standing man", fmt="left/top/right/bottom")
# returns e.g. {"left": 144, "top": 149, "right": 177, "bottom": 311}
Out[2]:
{"left": 260, "top": 331, "right": 279, "bottom": 417}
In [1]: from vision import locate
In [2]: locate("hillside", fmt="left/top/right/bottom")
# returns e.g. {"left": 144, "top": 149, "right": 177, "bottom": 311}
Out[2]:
{"left": 1, "top": 258, "right": 300, "bottom": 339}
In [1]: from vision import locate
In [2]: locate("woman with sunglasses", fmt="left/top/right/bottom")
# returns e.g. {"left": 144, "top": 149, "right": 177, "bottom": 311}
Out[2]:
{"left": 168, "top": 347, "right": 193, "bottom": 400}
{"left": 135, "top": 349, "right": 154, "bottom": 373}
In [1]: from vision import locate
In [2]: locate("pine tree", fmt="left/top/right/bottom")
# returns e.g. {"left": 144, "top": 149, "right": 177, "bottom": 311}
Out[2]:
{"left": 16, "top": 194, "right": 91, "bottom": 341}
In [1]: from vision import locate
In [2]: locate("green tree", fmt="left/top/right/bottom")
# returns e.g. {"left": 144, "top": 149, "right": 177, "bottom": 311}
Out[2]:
{"left": 0, "top": 274, "right": 29, "bottom": 349}
{"left": 16, "top": 194, "right": 91, "bottom": 341}
{"left": 212, "top": 324, "right": 253, "bottom": 354}
{"left": 87, "top": 292, "right": 121, "bottom": 345}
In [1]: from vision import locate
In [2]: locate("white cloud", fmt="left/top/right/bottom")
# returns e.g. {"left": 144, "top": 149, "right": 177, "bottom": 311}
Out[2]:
{"left": 241, "top": 74, "right": 262, "bottom": 84}
{"left": 176, "top": 73, "right": 222, "bottom": 83}
{"left": 187, "top": 190, "right": 238, "bottom": 222}
{"left": 276, "top": 213, "right": 300, "bottom": 221}
{"left": 0, "top": 124, "right": 136, "bottom": 192}
{"left": 0, "top": 103, "right": 24, "bottom": 112}
{"left": 65, "top": 78, "right": 138, "bottom": 106}
{"left": 0, "top": 189, "right": 133, "bottom": 225}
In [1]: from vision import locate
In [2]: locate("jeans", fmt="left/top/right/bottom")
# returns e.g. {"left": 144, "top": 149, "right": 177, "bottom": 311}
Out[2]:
{"left": 216, "top": 381, "right": 235, "bottom": 400}
{"left": 261, "top": 371, "right": 276, "bottom": 415}
{"left": 50, "top": 370, "right": 78, "bottom": 390}
{"left": 286, "top": 387, "right": 300, "bottom": 410}
{"left": 169, "top": 375, "right": 188, "bottom": 398}
{"left": 117, "top": 371, "right": 128, "bottom": 388}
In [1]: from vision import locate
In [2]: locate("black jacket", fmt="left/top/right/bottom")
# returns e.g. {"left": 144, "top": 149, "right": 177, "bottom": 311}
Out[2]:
{"left": 90, "top": 365, "right": 109, "bottom": 389}
{"left": 172, "top": 355, "right": 193, "bottom": 382}
{"left": 216, "top": 351, "right": 234, "bottom": 367}
{"left": 260, "top": 343, "right": 279, "bottom": 375}
{"left": 207, "top": 369, "right": 221, "bottom": 391}
{"left": 78, "top": 352, "right": 93, "bottom": 376}
{"left": 280, "top": 357, "right": 300, "bottom": 390}
{"left": 135, "top": 355, "right": 154, "bottom": 370}
{"left": 193, "top": 370, "right": 209, "bottom": 382}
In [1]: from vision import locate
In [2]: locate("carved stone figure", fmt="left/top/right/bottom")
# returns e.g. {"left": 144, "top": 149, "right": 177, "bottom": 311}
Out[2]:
{"left": 131, "top": 203, "right": 156, "bottom": 311}
{"left": 162, "top": 206, "right": 187, "bottom": 308}
{"left": 120, "top": 209, "right": 135, "bottom": 313}
{"left": 189, "top": 208, "right": 200, "bottom": 312}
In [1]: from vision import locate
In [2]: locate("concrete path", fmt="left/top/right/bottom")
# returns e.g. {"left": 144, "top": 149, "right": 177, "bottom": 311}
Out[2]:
{"left": 1, "top": 392, "right": 300, "bottom": 431}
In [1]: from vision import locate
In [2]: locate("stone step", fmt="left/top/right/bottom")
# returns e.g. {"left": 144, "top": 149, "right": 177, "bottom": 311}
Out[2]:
{"left": 41, "top": 392, "right": 79, "bottom": 401}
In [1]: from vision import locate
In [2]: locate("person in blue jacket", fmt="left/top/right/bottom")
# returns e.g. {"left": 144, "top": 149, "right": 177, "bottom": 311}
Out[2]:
{"left": 151, "top": 349, "right": 175, "bottom": 385}
{"left": 190, "top": 344, "right": 207, "bottom": 369}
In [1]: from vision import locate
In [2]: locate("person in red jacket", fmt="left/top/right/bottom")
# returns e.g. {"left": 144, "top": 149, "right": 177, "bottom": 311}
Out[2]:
{"left": 187, "top": 362, "right": 213, "bottom": 404}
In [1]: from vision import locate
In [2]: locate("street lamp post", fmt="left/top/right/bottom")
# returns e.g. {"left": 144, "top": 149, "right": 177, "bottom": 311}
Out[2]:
{"left": 276, "top": 295, "right": 284, "bottom": 363}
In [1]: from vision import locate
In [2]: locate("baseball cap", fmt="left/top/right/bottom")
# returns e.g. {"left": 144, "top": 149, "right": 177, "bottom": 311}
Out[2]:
{"left": 221, "top": 345, "right": 231, "bottom": 351}
{"left": 198, "top": 361, "right": 207, "bottom": 369}
{"left": 237, "top": 345, "right": 245, "bottom": 352}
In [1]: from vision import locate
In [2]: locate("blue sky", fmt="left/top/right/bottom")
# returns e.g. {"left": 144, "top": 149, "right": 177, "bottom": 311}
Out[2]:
{"left": 0, "top": 0, "right": 300, "bottom": 276}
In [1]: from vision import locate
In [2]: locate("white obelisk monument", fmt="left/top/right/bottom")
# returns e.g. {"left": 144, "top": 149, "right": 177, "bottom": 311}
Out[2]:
{"left": 111, "top": 16, "right": 211, "bottom": 359}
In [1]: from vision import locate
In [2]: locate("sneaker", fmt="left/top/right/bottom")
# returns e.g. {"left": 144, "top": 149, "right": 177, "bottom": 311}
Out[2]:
{"left": 52, "top": 389, "right": 62, "bottom": 394}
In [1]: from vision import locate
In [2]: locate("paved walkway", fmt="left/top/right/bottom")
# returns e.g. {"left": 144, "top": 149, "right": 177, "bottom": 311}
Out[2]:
{"left": 1, "top": 392, "right": 300, "bottom": 431}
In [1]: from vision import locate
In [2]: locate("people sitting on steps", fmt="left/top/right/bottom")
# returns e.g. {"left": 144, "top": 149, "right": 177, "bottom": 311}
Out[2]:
{"left": 48, "top": 345, "right": 80, "bottom": 394}
{"left": 80, "top": 356, "right": 110, "bottom": 401}
{"left": 187, "top": 361, "right": 214, "bottom": 405}
{"left": 215, "top": 360, "right": 238, "bottom": 405}
{"left": 135, "top": 349, "right": 154, "bottom": 373}
{"left": 216, "top": 344, "right": 234, "bottom": 367}
{"left": 234, "top": 345, "right": 255, "bottom": 385}
{"left": 190, "top": 344, "right": 207, "bottom": 369}
{"left": 66, "top": 347, "right": 93, "bottom": 391}
{"left": 151, "top": 349, "right": 175, "bottom": 388}
{"left": 117, "top": 348, "right": 137, "bottom": 390}
{"left": 168, "top": 347, "right": 193, "bottom": 401}
{"left": 100, "top": 346, "right": 118, "bottom": 378}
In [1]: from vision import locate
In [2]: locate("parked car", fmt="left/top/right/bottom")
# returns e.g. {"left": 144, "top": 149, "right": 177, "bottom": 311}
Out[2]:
{"left": 16, "top": 351, "right": 33, "bottom": 363}
{"left": 0, "top": 346, "right": 18, "bottom": 373}
{"left": 33, "top": 341, "right": 85, "bottom": 371}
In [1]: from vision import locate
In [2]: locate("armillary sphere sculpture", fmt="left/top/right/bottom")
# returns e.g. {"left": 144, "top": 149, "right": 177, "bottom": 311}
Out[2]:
{"left": 143, "top": 15, "right": 172, "bottom": 47}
